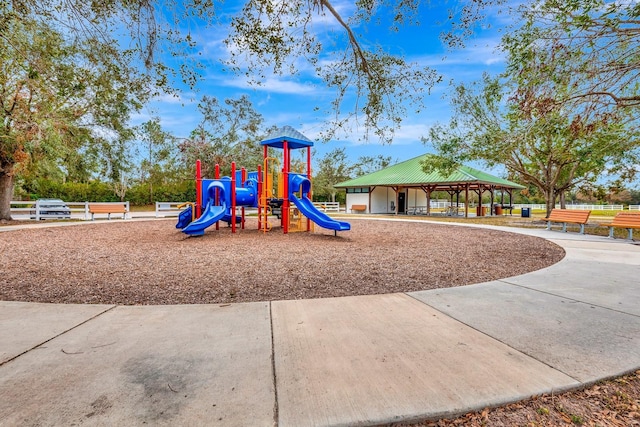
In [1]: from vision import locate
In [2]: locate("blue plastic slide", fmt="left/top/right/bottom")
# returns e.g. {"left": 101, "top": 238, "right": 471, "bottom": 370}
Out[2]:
{"left": 181, "top": 200, "right": 227, "bottom": 236}
{"left": 182, "top": 181, "right": 228, "bottom": 236}
{"left": 289, "top": 174, "right": 350, "bottom": 232}
{"left": 175, "top": 205, "right": 193, "bottom": 229}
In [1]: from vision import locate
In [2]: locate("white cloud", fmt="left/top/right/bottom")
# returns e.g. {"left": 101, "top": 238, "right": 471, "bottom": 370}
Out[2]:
{"left": 220, "top": 76, "right": 318, "bottom": 94}
{"left": 152, "top": 92, "right": 197, "bottom": 105}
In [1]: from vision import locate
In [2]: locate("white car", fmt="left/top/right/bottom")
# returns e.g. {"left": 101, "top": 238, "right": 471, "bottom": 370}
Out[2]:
{"left": 30, "top": 199, "right": 71, "bottom": 219}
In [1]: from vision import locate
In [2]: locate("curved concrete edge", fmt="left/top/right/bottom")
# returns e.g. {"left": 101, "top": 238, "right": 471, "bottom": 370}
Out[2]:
{"left": 1, "top": 218, "right": 639, "bottom": 426}
{"left": 271, "top": 293, "right": 580, "bottom": 427}
{"left": 267, "top": 222, "right": 640, "bottom": 426}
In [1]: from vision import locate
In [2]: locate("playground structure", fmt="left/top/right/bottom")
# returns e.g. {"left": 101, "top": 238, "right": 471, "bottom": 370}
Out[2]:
{"left": 176, "top": 126, "right": 350, "bottom": 236}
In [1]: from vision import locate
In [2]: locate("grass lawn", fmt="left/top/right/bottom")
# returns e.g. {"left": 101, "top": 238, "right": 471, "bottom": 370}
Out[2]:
{"left": 346, "top": 208, "right": 639, "bottom": 240}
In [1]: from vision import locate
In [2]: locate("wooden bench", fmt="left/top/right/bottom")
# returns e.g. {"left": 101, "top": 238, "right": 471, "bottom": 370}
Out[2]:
{"left": 601, "top": 212, "right": 640, "bottom": 240}
{"left": 89, "top": 203, "right": 127, "bottom": 220}
{"left": 545, "top": 209, "right": 591, "bottom": 234}
{"left": 350, "top": 204, "right": 367, "bottom": 213}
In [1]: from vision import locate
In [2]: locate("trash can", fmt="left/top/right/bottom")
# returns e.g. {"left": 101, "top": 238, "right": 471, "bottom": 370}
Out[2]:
{"left": 521, "top": 207, "right": 530, "bottom": 218}
{"left": 494, "top": 205, "right": 503, "bottom": 215}
{"left": 476, "top": 206, "right": 487, "bottom": 217}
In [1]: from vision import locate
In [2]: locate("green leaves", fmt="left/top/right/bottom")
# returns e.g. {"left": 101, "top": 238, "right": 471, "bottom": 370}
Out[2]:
{"left": 0, "top": 13, "right": 152, "bottom": 218}
{"left": 178, "top": 95, "right": 266, "bottom": 177}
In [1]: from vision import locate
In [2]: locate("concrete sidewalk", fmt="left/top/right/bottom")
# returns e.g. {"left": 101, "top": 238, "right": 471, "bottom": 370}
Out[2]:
{"left": 1, "top": 223, "right": 639, "bottom": 426}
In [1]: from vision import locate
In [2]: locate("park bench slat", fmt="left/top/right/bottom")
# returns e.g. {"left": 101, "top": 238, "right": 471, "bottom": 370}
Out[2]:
{"left": 89, "top": 203, "right": 127, "bottom": 220}
{"left": 545, "top": 209, "right": 591, "bottom": 234}
{"left": 350, "top": 204, "right": 367, "bottom": 213}
{"left": 601, "top": 212, "right": 640, "bottom": 240}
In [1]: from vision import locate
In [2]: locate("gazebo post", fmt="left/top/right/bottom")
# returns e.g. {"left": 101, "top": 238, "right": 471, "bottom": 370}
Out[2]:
{"left": 465, "top": 184, "right": 469, "bottom": 218}
{"left": 489, "top": 185, "right": 496, "bottom": 216}
{"left": 369, "top": 186, "right": 376, "bottom": 214}
{"left": 392, "top": 186, "right": 399, "bottom": 215}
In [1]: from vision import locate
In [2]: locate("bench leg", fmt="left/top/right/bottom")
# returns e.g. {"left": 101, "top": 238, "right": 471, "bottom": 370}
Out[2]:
{"left": 628, "top": 228, "right": 633, "bottom": 240}
{"left": 546, "top": 221, "right": 551, "bottom": 230}
{"left": 579, "top": 224, "right": 585, "bottom": 234}
{"left": 562, "top": 223, "right": 567, "bottom": 232}
{"left": 91, "top": 213, "right": 95, "bottom": 221}
{"left": 608, "top": 227, "right": 615, "bottom": 238}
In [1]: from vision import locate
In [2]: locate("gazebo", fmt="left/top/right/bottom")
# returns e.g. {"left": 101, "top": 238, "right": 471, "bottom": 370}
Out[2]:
{"left": 334, "top": 154, "right": 525, "bottom": 217}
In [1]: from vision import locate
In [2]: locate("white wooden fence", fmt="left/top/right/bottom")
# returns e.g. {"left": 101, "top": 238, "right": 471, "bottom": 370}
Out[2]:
{"left": 10, "top": 200, "right": 130, "bottom": 220}
{"left": 312, "top": 201, "right": 341, "bottom": 212}
{"left": 514, "top": 204, "right": 626, "bottom": 211}
{"left": 155, "top": 202, "right": 184, "bottom": 217}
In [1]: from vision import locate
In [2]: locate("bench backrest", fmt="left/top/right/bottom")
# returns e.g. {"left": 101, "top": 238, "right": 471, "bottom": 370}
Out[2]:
{"left": 547, "top": 209, "right": 591, "bottom": 223}
{"left": 89, "top": 203, "right": 127, "bottom": 213}
{"left": 611, "top": 212, "right": 640, "bottom": 227}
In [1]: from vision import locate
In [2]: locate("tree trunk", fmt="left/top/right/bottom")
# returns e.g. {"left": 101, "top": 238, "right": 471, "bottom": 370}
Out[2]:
{"left": 0, "top": 171, "right": 15, "bottom": 221}
{"left": 545, "top": 188, "right": 556, "bottom": 217}
{"left": 559, "top": 191, "right": 566, "bottom": 209}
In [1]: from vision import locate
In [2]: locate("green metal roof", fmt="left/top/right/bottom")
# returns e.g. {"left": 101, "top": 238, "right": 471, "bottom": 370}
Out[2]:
{"left": 334, "top": 154, "right": 525, "bottom": 189}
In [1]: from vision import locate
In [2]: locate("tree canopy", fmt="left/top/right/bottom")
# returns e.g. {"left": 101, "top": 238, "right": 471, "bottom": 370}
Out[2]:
{"left": 504, "top": 0, "right": 640, "bottom": 111}
{"left": 178, "top": 95, "right": 267, "bottom": 178}
{"left": 424, "top": 0, "right": 640, "bottom": 215}
{"left": 3, "top": 0, "right": 500, "bottom": 144}
{"left": 0, "top": 15, "right": 150, "bottom": 219}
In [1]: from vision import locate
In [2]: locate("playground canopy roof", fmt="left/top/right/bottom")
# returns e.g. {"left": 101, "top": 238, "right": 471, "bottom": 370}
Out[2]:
{"left": 260, "top": 125, "right": 314, "bottom": 150}
{"left": 334, "top": 154, "right": 525, "bottom": 191}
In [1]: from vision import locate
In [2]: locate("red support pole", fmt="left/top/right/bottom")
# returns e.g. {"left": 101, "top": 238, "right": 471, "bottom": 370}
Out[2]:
{"left": 282, "top": 141, "right": 289, "bottom": 234}
{"left": 241, "top": 167, "right": 246, "bottom": 230}
{"left": 231, "top": 162, "right": 237, "bottom": 233}
{"left": 307, "top": 147, "right": 312, "bottom": 231}
{"left": 257, "top": 165, "right": 262, "bottom": 230}
{"left": 195, "top": 160, "right": 202, "bottom": 218}
{"left": 215, "top": 164, "right": 220, "bottom": 230}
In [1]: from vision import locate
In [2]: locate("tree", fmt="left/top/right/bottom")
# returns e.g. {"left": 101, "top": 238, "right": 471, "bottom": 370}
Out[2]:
{"left": 313, "top": 148, "right": 351, "bottom": 202}
{"left": 178, "top": 95, "right": 265, "bottom": 177}
{"left": 351, "top": 154, "right": 393, "bottom": 177}
{"left": 425, "top": 73, "right": 637, "bottom": 215}
{"left": 0, "top": 16, "right": 148, "bottom": 219}
{"left": 6, "top": 0, "right": 504, "bottom": 144}
{"left": 424, "top": 0, "right": 640, "bottom": 216}
{"left": 136, "top": 118, "right": 178, "bottom": 204}
{"left": 505, "top": 0, "right": 640, "bottom": 111}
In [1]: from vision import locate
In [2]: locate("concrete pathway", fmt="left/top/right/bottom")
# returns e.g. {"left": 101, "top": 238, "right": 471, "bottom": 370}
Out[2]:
{"left": 1, "top": 221, "right": 639, "bottom": 426}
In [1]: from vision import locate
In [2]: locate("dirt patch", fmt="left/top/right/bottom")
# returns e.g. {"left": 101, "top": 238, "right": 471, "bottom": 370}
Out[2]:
{"left": 0, "top": 218, "right": 564, "bottom": 305}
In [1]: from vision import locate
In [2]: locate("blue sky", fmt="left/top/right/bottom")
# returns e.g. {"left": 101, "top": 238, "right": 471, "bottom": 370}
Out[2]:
{"left": 132, "top": 1, "right": 511, "bottom": 168}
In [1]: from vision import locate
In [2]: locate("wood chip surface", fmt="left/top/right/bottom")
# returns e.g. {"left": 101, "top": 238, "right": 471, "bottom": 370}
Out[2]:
{"left": 0, "top": 218, "right": 564, "bottom": 305}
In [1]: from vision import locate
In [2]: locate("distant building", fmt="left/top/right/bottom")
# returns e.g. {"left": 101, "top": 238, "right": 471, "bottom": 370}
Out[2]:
{"left": 335, "top": 154, "right": 524, "bottom": 216}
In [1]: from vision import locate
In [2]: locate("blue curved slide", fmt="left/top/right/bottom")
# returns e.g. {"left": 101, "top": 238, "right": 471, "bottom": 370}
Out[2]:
{"left": 176, "top": 205, "right": 193, "bottom": 229}
{"left": 289, "top": 174, "right": 350, "bottom": 232}
{"left": 182, "top": 181, "right": 227, "bottom": 236}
